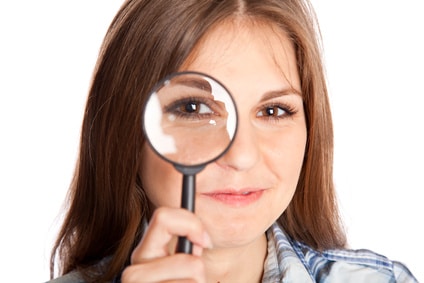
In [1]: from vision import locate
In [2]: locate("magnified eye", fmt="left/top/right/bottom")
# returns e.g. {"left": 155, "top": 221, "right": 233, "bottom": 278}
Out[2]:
{"left": 179, "top": 101, "right": 212, "bottom": 114}
{"left": 165, "top": 97, "right": 215, "bottom": 120}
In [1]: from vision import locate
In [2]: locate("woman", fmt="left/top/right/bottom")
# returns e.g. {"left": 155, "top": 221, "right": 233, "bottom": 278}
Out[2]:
{"left": 49, "top": 0, "right": 417, "bottom": 282}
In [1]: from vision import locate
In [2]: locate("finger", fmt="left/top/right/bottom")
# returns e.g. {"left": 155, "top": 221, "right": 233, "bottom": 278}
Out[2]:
{"left": 192, "top": 243, "right": 204, "bottom": 257}
{"left": 131, "top": 207, "right": 212, "bottom": 263}
{"left": 165, "top": 236, "right": 204, "bottom": 257}
{"left": 122, "top": 253, "right": 206, "bottom": 283}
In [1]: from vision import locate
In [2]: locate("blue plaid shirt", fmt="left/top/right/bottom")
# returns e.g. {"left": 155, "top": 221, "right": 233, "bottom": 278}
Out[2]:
{"left": 263, "top": 222, "right": 418, "bottom": 282}
{"left": 47, "top": 222, "right": 418, "bottom": 283}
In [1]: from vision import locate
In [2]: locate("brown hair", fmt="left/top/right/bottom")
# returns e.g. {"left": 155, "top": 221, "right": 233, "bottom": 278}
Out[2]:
{"left": 51, "top": 0, "right": 346, "bottom": 282}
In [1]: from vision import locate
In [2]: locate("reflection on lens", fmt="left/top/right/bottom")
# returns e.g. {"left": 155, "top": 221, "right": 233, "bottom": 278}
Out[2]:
{"left": 143, "top": 72, "right": 237, "bottom": 166}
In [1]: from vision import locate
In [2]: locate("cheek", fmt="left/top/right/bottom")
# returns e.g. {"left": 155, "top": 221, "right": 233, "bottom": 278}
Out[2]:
{"left": 262, "top": 126, "right": 307, "bottom": 186}
{"left": 141, "top": 146, "right": 183, "bottom": 208}
{"left": 260, "top": 126, "right": 307, "bottom": 220}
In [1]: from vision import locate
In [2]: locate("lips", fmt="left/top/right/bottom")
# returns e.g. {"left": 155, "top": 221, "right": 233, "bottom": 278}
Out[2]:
{"left": 201, "top": 189, "right": 265, "bottom": 207}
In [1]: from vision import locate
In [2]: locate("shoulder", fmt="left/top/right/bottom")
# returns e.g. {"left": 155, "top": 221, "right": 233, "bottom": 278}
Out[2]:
{"left": 44, "top": 271, "right": 85, "bottom": 283}
{"left": 268, "top": 222, "right": 418, "bottom": 282}
{"left": 294, "top": 241, "right": 418, "bottom": 283}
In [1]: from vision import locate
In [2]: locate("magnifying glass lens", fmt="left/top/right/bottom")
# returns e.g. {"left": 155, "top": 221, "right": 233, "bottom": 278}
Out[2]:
{"left": 144, "top": 72, "right": 237, "bottom": 167}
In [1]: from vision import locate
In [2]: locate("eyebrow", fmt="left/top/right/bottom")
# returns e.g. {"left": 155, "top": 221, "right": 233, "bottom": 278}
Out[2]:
{"left": 171, "top": 76, "right": 212, "bottom": 93}
{"left": 259, "top": 88, "right": 302, "bottom": 103}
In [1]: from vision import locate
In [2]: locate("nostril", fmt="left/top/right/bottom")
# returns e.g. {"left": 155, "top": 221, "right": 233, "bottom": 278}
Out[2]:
{"left": 215, "top": 160, "right": 237, "bottom": 170}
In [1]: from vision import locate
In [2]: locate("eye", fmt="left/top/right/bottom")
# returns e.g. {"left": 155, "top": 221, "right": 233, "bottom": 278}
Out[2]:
{"left": 165, "top": 97, "right": 215, "bottom": 120}
{"left": 178, "top": 101, "right": 212, "bottom": 115}
{"left": 256, "top": 105, "right": 290, "bottom": 118}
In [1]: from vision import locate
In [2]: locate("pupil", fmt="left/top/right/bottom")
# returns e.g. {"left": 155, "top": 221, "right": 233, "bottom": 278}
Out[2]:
{"left": 266, "top": 107, "right": 275, "bottom": 116}
{"left": 185, "top": 102, "right": 198, "bottom": 113}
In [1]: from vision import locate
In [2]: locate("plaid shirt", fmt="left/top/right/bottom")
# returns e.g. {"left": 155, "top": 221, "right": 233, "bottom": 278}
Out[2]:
{"left": 48, "top": 223, "right": 418, "bottom": 283}
{"left": 263, "top": 222, "right": 418, "bottom": 282}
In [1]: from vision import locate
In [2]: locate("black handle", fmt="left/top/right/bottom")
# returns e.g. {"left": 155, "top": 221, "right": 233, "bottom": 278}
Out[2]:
{"left": 176, "top": 174, "right": 195, "bottom": 254}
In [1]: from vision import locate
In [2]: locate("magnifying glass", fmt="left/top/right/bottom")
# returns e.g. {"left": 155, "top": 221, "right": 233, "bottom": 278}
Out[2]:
{"left": 142, "top": 71, "right": 238, "bottom": 254}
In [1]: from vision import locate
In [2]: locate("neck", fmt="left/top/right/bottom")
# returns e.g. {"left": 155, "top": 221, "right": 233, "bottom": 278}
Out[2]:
{"left": 202, "top": 233, "right": 268, "bottom": 283}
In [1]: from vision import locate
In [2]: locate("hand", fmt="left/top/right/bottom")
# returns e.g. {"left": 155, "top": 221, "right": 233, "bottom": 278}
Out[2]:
{"left": 121, "top": 207, "right": 213, "bottom": 283}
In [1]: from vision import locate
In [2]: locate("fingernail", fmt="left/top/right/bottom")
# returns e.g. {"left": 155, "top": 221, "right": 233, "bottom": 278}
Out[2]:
{"left": 203, "top": 231, "right": 213, "bottom": 249}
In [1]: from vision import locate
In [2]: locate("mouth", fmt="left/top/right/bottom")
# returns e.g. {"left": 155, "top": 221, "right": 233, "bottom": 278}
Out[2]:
{"left": 201, "top": 188, "right": 265, "bottom": 207}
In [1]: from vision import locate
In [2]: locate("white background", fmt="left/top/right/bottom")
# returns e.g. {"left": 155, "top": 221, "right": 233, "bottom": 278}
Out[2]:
{"left": 0, "top": 1, "right": 422, "bottom": 282}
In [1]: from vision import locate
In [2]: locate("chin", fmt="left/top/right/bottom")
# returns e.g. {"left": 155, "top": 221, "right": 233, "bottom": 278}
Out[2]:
{"left": 200, "top": 212, "right": 273, "bottom": 249}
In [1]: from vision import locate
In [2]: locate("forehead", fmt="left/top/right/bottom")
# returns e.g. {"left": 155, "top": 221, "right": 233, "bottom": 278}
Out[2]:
{"left": 180, "top": 19, "right": 300, "bottom": 91}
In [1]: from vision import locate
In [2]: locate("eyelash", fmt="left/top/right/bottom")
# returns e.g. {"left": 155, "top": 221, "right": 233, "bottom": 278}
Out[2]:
{"left": 164, "top": 98, "right": 297, "bottom": 123}
{"left": 164, "top": 97, "right": 215, "bottom": 120}
{"left": 256, "top": 103, "right": 297, "bottom": 120}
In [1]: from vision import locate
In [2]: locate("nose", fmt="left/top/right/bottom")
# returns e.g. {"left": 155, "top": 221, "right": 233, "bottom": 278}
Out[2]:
{"left": 216, "top": 118, "right": 260, "bottom": 171}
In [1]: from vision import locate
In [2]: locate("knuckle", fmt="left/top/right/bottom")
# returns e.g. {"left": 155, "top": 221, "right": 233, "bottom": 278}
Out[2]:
{"left": 150, "top": 207, "right": 170, "bottom": 226}
{"left": 120, "top": 266, "right": 138, "bottom": 283}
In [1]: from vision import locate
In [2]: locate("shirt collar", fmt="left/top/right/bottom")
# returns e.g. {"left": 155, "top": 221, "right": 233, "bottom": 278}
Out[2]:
{"left": 262, "top": 222, "right": 314, "bottom": 283}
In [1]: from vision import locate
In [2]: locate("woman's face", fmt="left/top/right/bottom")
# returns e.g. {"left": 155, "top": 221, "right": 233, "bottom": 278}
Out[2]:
{"left": 141, "top": 21, "right": 307, "bottom": 248}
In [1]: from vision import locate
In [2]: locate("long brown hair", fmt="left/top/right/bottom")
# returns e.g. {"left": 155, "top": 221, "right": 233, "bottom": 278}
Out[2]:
{"left": 51, "top": 0, "right": 346, "bottom": 282}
